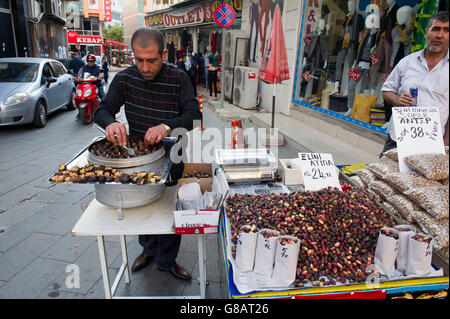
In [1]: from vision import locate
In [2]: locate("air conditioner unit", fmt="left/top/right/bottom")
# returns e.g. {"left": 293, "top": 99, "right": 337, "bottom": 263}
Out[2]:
{"left": 224, "top": 30, "right": 248, "bottom": 68}
{"left": 233, "top": 66, "right": 258, "bottom": 110}
{"left": 29, "top": 0, "right": 44, "bottom": 19}
{"left": 224, "top": 68, "right": 234, "bottom": 102}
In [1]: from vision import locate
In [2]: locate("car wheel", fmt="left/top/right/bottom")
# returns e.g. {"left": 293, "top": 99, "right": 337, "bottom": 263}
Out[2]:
{"left": 67, "top": 89, "right": 76, "bottom": 111}
{"left": 33, "top": 100, "right": 47, "bottom": 128}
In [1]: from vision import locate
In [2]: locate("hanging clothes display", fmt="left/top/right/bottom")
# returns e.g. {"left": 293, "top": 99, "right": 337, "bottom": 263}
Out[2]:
{"left": 211, "top": 32, "right": 218, "bottom": 53}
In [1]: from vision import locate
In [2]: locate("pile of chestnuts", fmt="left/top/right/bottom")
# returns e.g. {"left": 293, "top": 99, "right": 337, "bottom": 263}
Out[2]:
{"left": 89, "top": 137, "right": 163, "bottom": 159}
{"left": 50, "top": 163, "right": 162, "bottom": 184}
{"left": 225, "top": 187, "right": 397, "bottom": 286}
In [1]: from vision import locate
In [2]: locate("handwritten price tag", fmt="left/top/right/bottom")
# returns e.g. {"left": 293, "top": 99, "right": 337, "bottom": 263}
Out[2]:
{"left": 392, "top": 107, "right": 445, "bottom": 172}
{"left": 298, "top": 153, "right": 342, "bottom": 191}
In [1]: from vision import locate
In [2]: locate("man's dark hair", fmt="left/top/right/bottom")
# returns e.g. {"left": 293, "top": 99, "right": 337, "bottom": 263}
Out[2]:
{"left": 427, "top": 11, "right": 449, "bottom": 29}
{"left": 131, "top": 27, "right": 164, "bottom": 55}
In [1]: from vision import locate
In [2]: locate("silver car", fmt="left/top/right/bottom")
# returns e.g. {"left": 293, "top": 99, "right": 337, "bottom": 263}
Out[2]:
{"left": 0, "top": 57, "right": 76, "bottom": 128}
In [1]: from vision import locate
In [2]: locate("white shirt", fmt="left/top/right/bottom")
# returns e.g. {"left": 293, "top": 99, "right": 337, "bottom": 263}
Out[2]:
{"left": 382, "top": 49, "right": 449, "bottom": 140}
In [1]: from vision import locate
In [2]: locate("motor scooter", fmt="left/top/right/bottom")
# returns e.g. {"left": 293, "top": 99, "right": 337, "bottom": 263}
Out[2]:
{"left": 73, "top": 72, "right": 102, "bottom": 125}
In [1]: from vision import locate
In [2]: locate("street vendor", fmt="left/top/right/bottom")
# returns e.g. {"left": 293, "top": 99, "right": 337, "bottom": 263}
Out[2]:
{"left": 94, "top": 27, "right": 202, "bottom": 280}
{"left": 381, "top": 11, "right": 449, "bottom": 155}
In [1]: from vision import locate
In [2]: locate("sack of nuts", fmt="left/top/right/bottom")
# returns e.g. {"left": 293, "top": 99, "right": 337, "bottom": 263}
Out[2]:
{"left": 406, "top": 233, "right": 434, "bottom": 277}
{"left": 355, "top": 168, "right": 376, "bottom": 186}
{"left": 383, "top": 148, "right": 399, "bottom": 162}
{"left": 235, "top": 225, "right": 258, "bottom": 272}
{"left": 404, "top": 153, "right": 449, "bottom": 181}
{"left": 253, "top": 229, "right": 279, "bottom": 277}
{"left": 386, "top": 194, "right": 421, "bottom": 223}
{"left": 272, "top": 236, "right": 300, "bottom": 286}
{"left": 374, "top": 227, "right": 400, "bottom": 277}
{"left": 410, "top": 210, "right": 449, "bottom": 250}
{"left": 383, "top": 172, "right": 442, "bottom": 193}
{"left": 394, "top": 225, "right": 417, "bottom": 272}
{"left": 367, "top": 158, "right": 399, "bottom": 179}
{"left": 368, "top": 180, "right": 398, "bottom": 200}
{"left": 404, "top": 186, "right": 449, "bottom": 220}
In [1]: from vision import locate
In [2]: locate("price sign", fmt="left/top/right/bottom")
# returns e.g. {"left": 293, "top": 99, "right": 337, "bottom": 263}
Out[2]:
{"left": 392, "top": 107, "right": 445, "bottom": 172}
{"left": 348, "top": 68, "right": 362, "bottom": 81}
{"left": 298, "top": 153, "right": 342, "bottom": 191}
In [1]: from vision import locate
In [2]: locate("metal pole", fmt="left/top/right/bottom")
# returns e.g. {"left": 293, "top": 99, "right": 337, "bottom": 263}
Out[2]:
{"left": 221, "top": 28, "right": 225, "bottom": 108}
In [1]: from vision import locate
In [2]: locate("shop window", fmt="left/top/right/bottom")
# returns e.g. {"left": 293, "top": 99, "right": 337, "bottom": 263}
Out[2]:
{"left": 292, "top": 0, "right": 416, "bottom": 134}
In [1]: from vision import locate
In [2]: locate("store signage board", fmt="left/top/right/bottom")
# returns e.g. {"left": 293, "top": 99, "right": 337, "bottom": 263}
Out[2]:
{"left": 298, "top": 153, "right": 341, "bottom": 191}
{"left": 392, "top": 107, "right": 445, "bottom": 172}
{"left": 214, "top": 4, "right": 236, "bottom": 28}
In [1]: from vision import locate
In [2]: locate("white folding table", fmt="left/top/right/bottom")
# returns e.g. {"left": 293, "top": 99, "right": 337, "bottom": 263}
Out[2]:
{"left": 71, "top": 186, "right": 207, "bottom": 299}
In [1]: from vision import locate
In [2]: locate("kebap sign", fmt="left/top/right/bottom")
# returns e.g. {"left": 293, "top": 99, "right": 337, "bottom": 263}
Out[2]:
{"left": 67, "top": 31, "right": 102, "bottom": 45}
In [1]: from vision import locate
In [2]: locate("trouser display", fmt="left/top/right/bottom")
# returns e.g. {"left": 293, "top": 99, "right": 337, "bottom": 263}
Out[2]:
{"left": 334, "top": 43, "right": 355, "bottom": 82}
{"left": 208, "top": 70, "right": 218, "bottom": 97}
{"left": 139, "top": 234, "right": 182, "bottom": 270}
{"left": 369, "top": 38, "right": 393, "bottom": 91}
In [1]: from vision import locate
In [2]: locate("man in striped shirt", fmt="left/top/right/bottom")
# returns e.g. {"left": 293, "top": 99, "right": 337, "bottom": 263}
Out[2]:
{"left": 94, "top": 27, "right": 201, "bottom": 280}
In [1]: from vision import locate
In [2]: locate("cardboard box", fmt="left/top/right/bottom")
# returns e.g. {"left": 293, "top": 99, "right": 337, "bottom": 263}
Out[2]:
{"left": 278, "top": 158, "right": 304, "bottom": 185}
{"left": 174, "top": 169, "right": 228, "bottom": 235}
{"left": 182, "top": 163, "right": 213, "bottom": 179}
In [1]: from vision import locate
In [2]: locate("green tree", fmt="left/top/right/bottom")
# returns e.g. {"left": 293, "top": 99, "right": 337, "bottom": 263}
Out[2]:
{"left": 103, "top": 23, "right": 124, "bottom": 42}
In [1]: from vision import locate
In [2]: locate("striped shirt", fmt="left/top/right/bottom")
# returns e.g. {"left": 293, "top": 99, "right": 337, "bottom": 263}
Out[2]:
{"left": 94, "top": 63, "right": 201, "bottom": 137}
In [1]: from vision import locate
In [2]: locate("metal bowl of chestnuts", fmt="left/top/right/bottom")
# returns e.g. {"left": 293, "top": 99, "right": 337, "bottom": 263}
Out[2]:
{"left": 87, "top": 137, "right": 166, "bottom": 170}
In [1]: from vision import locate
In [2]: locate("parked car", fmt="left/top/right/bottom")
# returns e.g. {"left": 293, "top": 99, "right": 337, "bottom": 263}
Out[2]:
{"left": 0, "top": 57, "right": 76, "bottom": 128}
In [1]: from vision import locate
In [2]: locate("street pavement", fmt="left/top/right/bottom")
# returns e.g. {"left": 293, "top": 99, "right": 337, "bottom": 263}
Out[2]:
{"left": 0, "top": 70, "right": 300, "bottom": 299}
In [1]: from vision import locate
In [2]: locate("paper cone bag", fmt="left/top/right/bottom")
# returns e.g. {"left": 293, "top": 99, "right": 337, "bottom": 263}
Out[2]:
{"left": 254, "top": 229, "right": 279, "bottom": 277}
{"left": 374, "top": 227, "right": 399, "bottom": 276}
{"left": 394, "top": 225, "right": 416, "bottom": 272}
{"left": 235, "top": 225, "right": 258, "bottom": 272}
{"left": 272, "top": 236, "right": 300, "bottom": 286}
{"left": 406, "top": 233, "right": 433, "bottom": 277}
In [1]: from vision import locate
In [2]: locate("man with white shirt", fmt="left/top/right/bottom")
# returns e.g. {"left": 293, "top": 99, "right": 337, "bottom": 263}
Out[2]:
{"left": 381, "top": 11, "right": 449, "bottom": 155}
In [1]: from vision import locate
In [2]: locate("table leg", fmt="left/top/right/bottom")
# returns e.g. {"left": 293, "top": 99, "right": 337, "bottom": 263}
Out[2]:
{"left": 120, "top": 235, "right": 131, "bottom": 284}
{"left": 97, "top": 235, "right": 112, "bottom": 299}
{"left": 198, "top": 234, "right": 206, "bottom": 299}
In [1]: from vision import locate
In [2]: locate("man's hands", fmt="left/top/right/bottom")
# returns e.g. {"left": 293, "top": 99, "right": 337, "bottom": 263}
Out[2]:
{"left": 144, "top": 124, "right": 169, "bottom": 147}
{"left": 105, "top": 123, "right": 169, "bottom": 147}
{"left": 382, "top": 91, "right": 415, "bottom": 107}
{"left": 105, "top": 122, "right": 128, "bottom": 146}
{"left": 396, "top": 92, "right": 415, "bottom": 106}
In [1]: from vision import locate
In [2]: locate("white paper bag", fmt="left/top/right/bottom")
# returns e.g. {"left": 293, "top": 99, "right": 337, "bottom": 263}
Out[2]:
{"left": 235, "top": 225, "right": 258, "bottom": 272}
{"left": 253, "top": 229, "right": 279, "bottom": 277}
{"left": 406, "top": 233, "right": 433, "bottom": 277}
{"left": 394, "top": 225, "right": 416, "bottom": 272}
{"left": 374, "top": 227, "right": 399, "bottom": 276}
{"left": 272, "top": 236, "right": 300, "bottom": 286}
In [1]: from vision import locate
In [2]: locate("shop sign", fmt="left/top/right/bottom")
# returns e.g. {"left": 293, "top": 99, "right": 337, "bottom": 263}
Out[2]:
{"left": 163, "top": 5, "right": 204, "bottom": 28}
{"left": 298, "top": 153, "right": 341, "bottom": 192}
{"left": 303, "top": 0, "right": 322, "bottom": 46}
{"left": 104, "top": 0, "right": 112, "bottom": 22}
{"left": 392, "top": 107, "right": 445, "bottom": 172}
{"left": 67, "top": 31, "right": 103, "bottom": 45}
{"left": 146, "top": 0, "right": 241, "bottom": 29}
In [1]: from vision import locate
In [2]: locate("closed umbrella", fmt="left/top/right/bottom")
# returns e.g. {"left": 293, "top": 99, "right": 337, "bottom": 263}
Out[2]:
{"left": 258, "top": 4, "right": 290, "bottom": 129}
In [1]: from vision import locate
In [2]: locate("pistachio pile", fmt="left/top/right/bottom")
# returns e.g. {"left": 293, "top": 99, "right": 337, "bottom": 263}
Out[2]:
{"left": 226, "top": 187, "right": 396, "bottom": 285}
{"left": 50, "top": 163, "right": 162, "bottom": 184}
{"left": 89, "top": 138, "right": 163, "bottom": 159}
